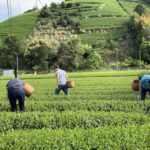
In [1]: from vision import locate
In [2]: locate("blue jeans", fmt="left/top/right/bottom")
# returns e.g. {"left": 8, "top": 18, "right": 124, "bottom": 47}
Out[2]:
{"left": 8, "top": 90, "right": 25, "bottom": 112}
{"left": 141, "top": 88, "right": 150, "bottom": 100}
{"left": 55, "top": 85, "right": 68, "bottom": 95}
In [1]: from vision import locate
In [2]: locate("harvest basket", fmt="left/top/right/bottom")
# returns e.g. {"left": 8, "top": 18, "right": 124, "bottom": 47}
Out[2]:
{"left": 132, "top": 80, "right": 139, "bottom": 91}
{"left": 24, "top": 83, "right": 35, "bottom": 97}
{"left": 66, "top": 80, "right": 75, "bottom": 88}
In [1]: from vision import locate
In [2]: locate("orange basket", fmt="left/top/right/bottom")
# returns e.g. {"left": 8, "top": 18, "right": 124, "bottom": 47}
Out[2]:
{"left": 132, "top": 80, "right": 139, "bottom": 91}
{"left": 24, "top": 83, "right": 35, "bottom": 97}
{"left": 66, "top": 80, "right": 75, "bottom": 88}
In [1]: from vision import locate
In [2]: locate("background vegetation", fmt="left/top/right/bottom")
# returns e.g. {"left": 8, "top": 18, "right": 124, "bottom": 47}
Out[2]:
{"left": 0, "top": 0, "right": 149, "bottom": 72}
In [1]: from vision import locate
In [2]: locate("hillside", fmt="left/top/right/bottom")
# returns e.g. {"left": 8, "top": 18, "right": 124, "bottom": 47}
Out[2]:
{"left": 0, "top": 0, "right": 150, "bottom": 70}
{"left": 0, "top": 0, "right": 149, "bottom": 43}
{"left": 0, "top": 10, "right": 39, "bottom": 43}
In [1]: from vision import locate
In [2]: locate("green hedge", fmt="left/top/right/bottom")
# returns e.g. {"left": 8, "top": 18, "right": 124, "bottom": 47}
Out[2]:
{"left": 0, "top": 100, "right": 150, "bottom": 113}
{"left": 0, "top": 70, "right": 148, "bottom": 80}
{"left": 0, "top": 125, "right": 150, "bottom": 149}
{"left": 0, "top": 111, "right": 149, "bottom": 132}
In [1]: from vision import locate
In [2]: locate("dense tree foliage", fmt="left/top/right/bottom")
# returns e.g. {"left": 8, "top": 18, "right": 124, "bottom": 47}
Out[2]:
{"left": 1, "top": 2, "right": 150, "bottom": 71}
{"left": 56, "top": 38, "right": 102, "bottom": 70}
{"left": 39, "top": 5, "right": 51, "bottom": 18}
{"left": 134, "top": 5, "right": 146, "bottom": 16}
{"left": 128, "top": 5, "right": 150, "bottom": 64}
{"left": 144, "top": 0, "right": 150, "bottom": 4}
{"left": 0, "top": 35, "right": 22, "bottom": 76}
{"left": 24, "top": 41, "right": 49, "bottom": 70}
{"left": 140, "top": 41, "right": 150, "bottom": 63}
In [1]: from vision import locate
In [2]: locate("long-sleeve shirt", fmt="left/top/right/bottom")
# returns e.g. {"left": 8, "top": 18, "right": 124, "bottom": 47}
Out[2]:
{"left": 6, "top": 78, "right": 25, "bottom": 93}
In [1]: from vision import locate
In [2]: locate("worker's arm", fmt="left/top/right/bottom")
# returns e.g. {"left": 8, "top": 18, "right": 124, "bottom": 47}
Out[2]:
{"left": 6, "top": 81, "right": 9, "bottom": 90}
{"left": 66, "top": 73, "right": 68, "bottom": 81}
{"left": 137, "top": 82, "right": 142, "bottom": 100}
{"left": 56, "top": 74, "right": 59, "bottom": 86}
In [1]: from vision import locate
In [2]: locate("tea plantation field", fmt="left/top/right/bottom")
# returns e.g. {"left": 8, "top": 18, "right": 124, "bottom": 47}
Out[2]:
{"left": 0, "top": 0, "right": 150, "bottom": 47}
{"left": 0, "top": 71, "right": 150, "bottom": 149}
{"left": 0, "top": 10, "right": 39, "bottom": 43}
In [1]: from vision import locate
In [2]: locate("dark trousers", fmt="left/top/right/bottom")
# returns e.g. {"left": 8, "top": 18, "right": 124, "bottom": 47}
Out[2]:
{"left": 8, "top": 91, "right": 25, "bottom": 112}
{"left": 141, "top": 88, "right": 150, "bottom": 100}
{"left": 55, "top": 84, "right": 68, "bottom": 95}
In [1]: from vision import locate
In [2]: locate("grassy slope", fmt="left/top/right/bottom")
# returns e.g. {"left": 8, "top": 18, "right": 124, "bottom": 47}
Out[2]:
{"left": 119, "top": 0, "right": 150, "bottom": 14}
{"left": 0, "top": 0, "right": 149, "bottom": 48}
{"left": 76, "top": 0, "right": 150, "bottom": 45}
{"left": 0, "top": 70, "right": 148, "bottom": 80}
{"left": 0, "top": 10, "right": 39, "bottom": 43}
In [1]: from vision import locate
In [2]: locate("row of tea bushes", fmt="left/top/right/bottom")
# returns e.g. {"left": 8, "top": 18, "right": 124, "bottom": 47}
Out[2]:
{"left": 0, "top": 100, "right": 150, "bottom": 113}
{"left": 0, "top": 125, "right": 149, "bottom": 149}
{"left": 0, "top": 111, "right": 149, "bottom": 132}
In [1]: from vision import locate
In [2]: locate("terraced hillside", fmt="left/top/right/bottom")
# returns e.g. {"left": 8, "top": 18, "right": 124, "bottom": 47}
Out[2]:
{"left": 0, "top": 71, "right": 150, "bottom": 149}
{"left": 74, "top": 0, "right": 150, "bottom": 46}
{"left": 119, "top": 0, "right": 150, "bottom": 14}
{"left": 0, "top": 0, "right": 149, "bottom": 69}
{"left": 0, "top": 10, "right": 39, "bottom": 43}
{"left": 0, "top": 0, "right": 150, "bottom": 47}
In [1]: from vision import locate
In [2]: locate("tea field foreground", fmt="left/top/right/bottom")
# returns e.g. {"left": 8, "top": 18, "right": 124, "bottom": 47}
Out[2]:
{"left": 0, "top": 71, "right": 150, "bottom": 149}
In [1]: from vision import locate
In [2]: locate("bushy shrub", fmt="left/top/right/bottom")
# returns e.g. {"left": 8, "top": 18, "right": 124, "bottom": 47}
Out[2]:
{"left": 66, "top": 3, "right": 73, "bottom": 8}
{"left": 39, "top": 7, "right": 50, "bottom": 18}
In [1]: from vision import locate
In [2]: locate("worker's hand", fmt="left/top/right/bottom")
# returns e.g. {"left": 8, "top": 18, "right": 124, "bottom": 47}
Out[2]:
{"left": 136, "top": 95, "right": 141, "bottom": 100}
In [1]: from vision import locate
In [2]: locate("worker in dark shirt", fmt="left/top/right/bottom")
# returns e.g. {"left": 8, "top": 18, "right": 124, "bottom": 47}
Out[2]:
{"left": 6, "top": 78, "right": 26, "bottom": 112}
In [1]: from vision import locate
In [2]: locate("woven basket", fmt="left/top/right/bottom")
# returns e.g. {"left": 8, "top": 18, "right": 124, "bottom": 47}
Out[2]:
{"left": 132, "top": 80, "right": 139, "bottom": 91}
{"left": 24, "top": 83, "right": 35, "bottom": 97}
{"left": 66, "top": 80, "right": 75, "bottom": 88}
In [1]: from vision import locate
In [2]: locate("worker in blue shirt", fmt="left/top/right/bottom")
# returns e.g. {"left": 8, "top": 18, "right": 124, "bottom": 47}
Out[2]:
{"left": 138, "top": 75, "right": 150, "bottom": 100}
{"left": 6, "top": 78, "right": 26, "bottom": 112}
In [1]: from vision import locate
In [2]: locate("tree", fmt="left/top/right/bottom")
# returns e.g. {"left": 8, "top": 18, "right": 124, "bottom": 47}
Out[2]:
{"left": 61, "top": 2, "right": 66, "bottom": 9}
{"left": 57, "top": 16, "right": 68, "bottom": 27}
{"left": 52, "top": 21, "right": 57, "bottom": 28}
{"left": 66, "top": 3, "right": 73, "bottom": 8}
{"left": 24, "top": 41, "right": 49, "bottom": 71}
{"left": 47, "top": 51, "right": 57, "bottom": 70}
{"left": 121, "top": 57, "right": 145, "bottom": 67}
{"left": 140, "top": 41, "right": 150, "bottom": 63}
{"left": 134, "top": 5, "right": 146, "bottom": 16}
{"left": 85, "top": 51, "right": 102, "bottom": 69}
{"left": 72, "top": 21, "right": 81, "bottom": 33}
{"left": 50, "top": 2, "right": 57, "bottom": 12}
{"left": 128, "top": 13, "right": 145, "bottom": 58}
{"left": 128, "top": 12, "right": 150, "bottom": 61}
{"left": 75, "top": 2, "right": 80, "bottom": 6}
{"left": 0, "top": 35, "right": 21, "bottom": 77}
{"left": 57, "top": 38, "right": 84, "bottom": 70}
{"left": 65, "top": 15, "right": 74, "bottom": 25}
{"left": 39, "top": 6, "right": 50, "bottom": 18}
{"left": 144, "top": 0, "right": 150, "bottom": 4}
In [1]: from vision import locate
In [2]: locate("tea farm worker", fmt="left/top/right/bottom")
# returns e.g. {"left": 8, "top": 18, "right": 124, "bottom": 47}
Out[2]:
{"left": 54, "top": 65, "right": 68, "bottom": 95}
{"left": 138, "top": 75, "right": 150, "bottom": 100}
{"left": 6, "top": 78, "right": 26, "bottom": 112}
